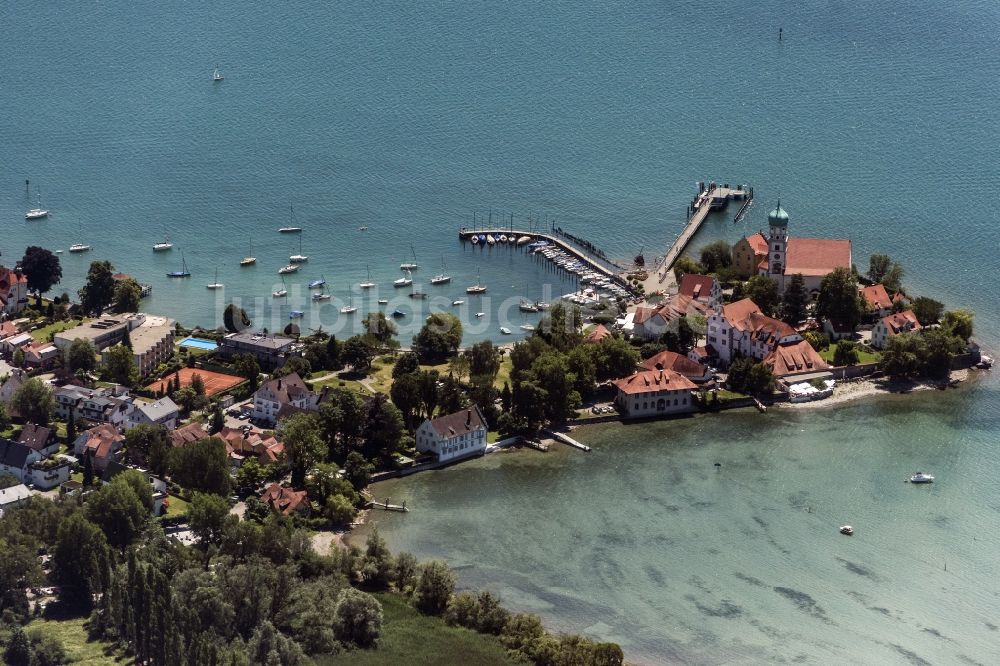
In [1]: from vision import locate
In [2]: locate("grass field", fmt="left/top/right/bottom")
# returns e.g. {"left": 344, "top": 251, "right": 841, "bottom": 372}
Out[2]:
{"left": 27, "top": 616, "right": 129, "bottom": 665}
{"left": 819, "top": 346, "right": 881, "bottom": 365}
{"left": 318, "top": 593, "right": 516, "bottom": 666}
{"left": 30, "top": 319, "right": 81, "bottom": 343}
{"left": 145, "top": 367, "right": 243, "bottom": 397}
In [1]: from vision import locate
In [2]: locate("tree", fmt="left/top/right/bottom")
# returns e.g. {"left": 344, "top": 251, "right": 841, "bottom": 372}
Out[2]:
{"left": 344, "top": 451, "right": 373, "bottom": 491}
{"left": 910, "top": 296, "right": 944, "bottom": 326}
{"left": 362, "top": 395, "right": 406, "bottom": 460}
{"left": 53, "top": 512, "right": 110, "bottom": 606}
{"left": 246, "top": 621, "right": 308, "bottom": 666}
{"left": 362, "top": 311, "right": 398, "bottom": 347}
{"left": 13, "top": 377, "right": 54, "bottom": 426}
{"left": 0, "top": 403, "right": 10, "bottom": 434}
{"left": 333, "top": 588, "right": 383, "bottom": 648}
{"left": 19, "top": 246, "right": 62, "bottom": 295}
{"left": 726, "top": 356, "right": 775, "bottom": 396}
{"left": 236, "top": 457, "right": 268, "bottom": 495}
{"left": 832, "top": 340, "right": 859, "bottom": 366}
{"left": 5, "top": 626, "right": 32, "bottom": 666}
{"left": 743, "top": 275, "right": 780, "bottom": 317}
{"left": 190, "top": 372, "right": 206, "bottom": 396}
{"left": 210, "top": 403, "right": 225, "bottom": 434}
{"left": 673, "top": 255, "right": 704, "bottom": 280}
{"left": 324, "top": 494, "right": 357, "bottom": 528}
{"left": 700, "top": 240, "right": 732, "bottom": 273}
{"left": 325, "top": 335, "right": 342, "bottom": 370}
{"left": 188, "top": 492, "right": 232, "bottom": 544}
{"left": 392, "top": 352, "right": 420, "bottom": 378}
{"left": 878, "top": 333, "right": 924, "bottom": 378}
{"left": 103, "top": 344, "right": 139, "bottom": 387}
{"left": 223, "top": 304, "right": 252, "bottom": 333}
{"left": 67, "top": 338, "right": 98, "bottom": 374}
{"left": 342, "top": 335, "right": 377, "bottom": 372}
{"left": 815, "top": 267, "right": 864, "bottom": 330}
{"left": 172, "top": 387, "right": 198, "bottom": 415}
{"left": 274, "top": 355, "right": 311, "bottom": 379}
{"left": 82, "top": 451, "right": 94, "bottom": 486}
{"left": 412, "top": 312, "right": 463, "bottom": 363}
{"left": 361, "top": 527, "right": 394, "bottom": 589}
{"left": 85, "top": 476, "right": 150, "bottom": 549}
{"left": 447, "top": 354, "right": 471, "bottom": 383}
{"left": 531, "top": 351, "right": 579, "bottom": 423}
{"left": 232, "top": 353, "right": 261, "bottom": 392}
{"left": 780, "top": 273, "right": 810, "bottom": 325}
{"left": 415, "top": 561, "right": 455, "bottom": 615}
{"left": 169, "top": 437, "right": 232, "bottom": 496}
{"left": 921, "top": 328, "right": 963, "bottom": 378}
{"left": 591, "top": 336, "right": 639, "bottom": 381}
{"left": 124, "top": 424, "right": 169, "bottom": 471}
{"left": 113, "top": 277, "right": 143, "bottom": 313}
{"left": 466, "top": 341, "right": 501, "bottom": 383}
{"left": 943, "top": 309, "right": 974, "bottom": 342}
{"left": 867, "top": 254, "right": 904, "bottom": 292}
{"left": 535, "top": 303, "right": 583, "bottom": 353}
{"left": 280, "top": 413, "right": 325, "bottom": 487}
{"left": 78, "top": 260, "right": 116, "bottom": 314}
{"left": 390, "top": 371, "right": 423, "bottom": 429}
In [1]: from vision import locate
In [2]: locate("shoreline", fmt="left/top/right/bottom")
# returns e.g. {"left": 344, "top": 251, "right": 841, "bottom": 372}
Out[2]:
{"left": 776, "top": 368, "right": 977, "bottom": 410}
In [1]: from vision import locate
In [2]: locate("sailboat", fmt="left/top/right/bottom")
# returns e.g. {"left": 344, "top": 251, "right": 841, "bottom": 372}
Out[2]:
{"left": 520, "top": 285, "right": 539, "bottom": 312}
{"left": 206, "top": 267, "right": 223, "bottom": 290}
{"left": 289, "top": 233, "right": 308, "bottom": 263}
{"left": 279, "top": 205, "right": 302, "bottom": 233}
{"left": 394, "top": 269, "right": 413, "bottom": 288}
{"left": 153, "top": 239, "right": 173, "bottom": 251}
{"left": 24, "top": 182, "right": 48, "bottom": 220}
{"left": 312, "top": 286, "right": 331, "bottom": 302}
{"left": 167, "top": 251, "right": 191, "bottom": 278}
{"left": 340, "top": 296, "right": 357, "bottom": 313}
{"left": 359, "top": 265, "right": 376, "bottom": 289}
{"left": 400, "top": 244, "right": 418, "bottom": 270}
{"left": 212, "top": 66, "right": 224, "bottom": 82}
{"left": 308, "top": 275, "right": 327, "bottom": 289}
{"left": 240, "top": 238, "right": 256, "bottom": 266}
{"left": 465, "top": 268, "right": 487, "bottom": 294}
{"left": 272, "top": 276, "right": 288, "bottom": 298}
{"left": 278, "top": 263, "right": 299, "bottom": 274}
{"left": 431, "top": 256, "right": 451, "bottom": 285}
{"left": 68, "top": 243, "right": 90, "bottom": 253}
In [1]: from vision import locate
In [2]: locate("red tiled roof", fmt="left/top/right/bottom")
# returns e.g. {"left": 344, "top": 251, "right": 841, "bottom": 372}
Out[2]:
{"left": 763, "top": 340, "right": 830, "bottom": 377}
{"left": 689, "top": 345, "right": 709, "bottom": 359}
{"left": 612, "top": 369, "right": 697, "bottom": 395}
{"left": 583, "top": 324, "right": 612, "bottom": 344}
{"left": 260, "top": 483, "right": 309, "bottom": 515}
{"left": 721, "top": 298, "right": 763, "bottom": 332}
{"left": 880, "top": 310, "right": 921, "bottom": 335}
{"left": 168, "top": 422, "right": 209, "bottom": 448}
{"left": 678, "top": 274, "right": 717, "bottom": 302}
{"left": 633, "top": 306, "right": 658, "bottom": 325}
{"left": 639, "top": 351, "right": 707, "bottom": 379}
{"left": 860, "top": 284, "right": 892, "bottom": 311}
{"left": 784, "top": 238, "right": 852, "bottom": 277}
{"left": 746, "top": 312, "right": 797, "bottom": 346}
{"left": 83, "top": 423, "right": 123, "bottom": 460}
{"left": 745, "top": 232, "right": 769, "bottom": 255}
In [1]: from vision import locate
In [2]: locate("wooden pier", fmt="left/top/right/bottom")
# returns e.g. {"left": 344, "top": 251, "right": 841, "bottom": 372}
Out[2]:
{"left": 646, "top": 182, "right": 750, "bottom": 290}
{"left": 543, "top": 429, "right": 592, "bottom": 452}
{"left": 366, "top": 499, "right": 409, "bottom": 512}
{"left": 458, "top": 229, "right": 623, "bottom": 283}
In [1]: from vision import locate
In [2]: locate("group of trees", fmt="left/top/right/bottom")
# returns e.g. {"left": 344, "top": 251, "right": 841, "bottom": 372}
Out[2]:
{"left": 879, "top": 311, "right": 974, "bottom": 379}
{"left": 725, "top": 355, "right": 775, "bottom": 396}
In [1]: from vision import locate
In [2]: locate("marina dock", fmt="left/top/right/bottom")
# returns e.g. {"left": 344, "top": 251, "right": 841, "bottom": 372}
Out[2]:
{"left": 366, "top": 499, "right": 409, "bottom": 512}
{"left": 543, "top": 429, "right": 592, "bottom": 452}
{"left": 458, "top": 229, "right": 622, "bottom": 282}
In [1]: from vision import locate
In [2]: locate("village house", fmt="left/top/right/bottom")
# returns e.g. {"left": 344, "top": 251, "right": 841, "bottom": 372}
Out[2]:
{"left": 706, "top": 298, "right": 804, "bottom": 366}
{"left": 0, "top": 369, "right": 28, "bottom": 420}
{"left": 2, "top": 332, "right": 34, "bottom": 357}
{"left": 733, "top": 202, "right": 852, "bottom": 294}
{"left": 639, "top": 350, "right": 713, "bottom": 383}
{"left": 216, "top": 426, "right": 286, "bottom": 466}
{"left": 677, "top": 273, "right": 723, "bottom": 310}
{"left": 612, "top": 368, "right": 696, "bottom": 419}
{"left": 219, "top": 332, "right": 300, "bottom": 371}
{"left": 252, "top": 373, "right": 312, "bottom": 425}
{"left": 860, "top": 284, "right": 893, "bottom": 319}
{"left": 54, "top": 384, "right": 132, "bottom": 428}
{"left": 168, "top": 422, "right": 210, "bottom": 448}
{"left": 0, "top": 483, "right": 32, "bottom": 517}
{"left": 583, "top": 324, "right": 612, "bottom": 344}
{"left": 23, "top": 341, "right": 59, "bottom": 370}
{"left": 632, "top": 292, "right": 712, "bottom": 341}
{"left": 101, "top": 463, "right": 169, "bottom": 515}
{"left": 414, "top": 406, "right": 488, "bottom": 463}
{"left": 761, "top": 340, "right": 831, "bottom": 381}
{"left": 0, "top": 265, "right": 29, "bottom": 316}
{"left": 18, "top": 424, "right": 59, "bottom": 457}
{"left": 871, "top": 310, "right": 922, "bottom": 349}
{"left": 126, "top": 396, "right": 180, "bottom": 431}
{"left": 260, "top": 483, "right": 311, "bottom": 516}
{"left": 0, "top": 438, "right": 41, "bottom": 484}
{"left": 72, "top": 423, "right": 125, "bottom": 473}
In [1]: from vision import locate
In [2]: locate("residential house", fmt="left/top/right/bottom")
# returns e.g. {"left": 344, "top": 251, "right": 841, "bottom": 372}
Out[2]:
{"left": 872, "top": 310, "right": 922, "bottom": 349}
{"left": 583, "top": 324, "right": 612, "bottom": 344}
{"left": 217, "top": 427, "right": 286, "bottom": 466}
{"left": 101, "top": 463, "right": 169, "bottom": 515}
{"left": 2, "top": 333, "right": 34, "bottom": 357}
{"left": 733, "top": 232, "right": 770, "bottom": 279}
{"left": 0, "top": 438, "right": 41, "bottom": 483}
{"left": 53, "top": 313, "right": 175, "bottom": 378}
{"left": 260, "top": 483, "right": 311, "bottom": 516}
{"left": 762, "top": 340, "right": 831, "bottom": 380}
{"left": 25, "top": 456, "right": 73, "bottom": 490}
{"left": 127, "top": 396, "right": 180, "bottom": 431}
{"left": 639, "top": 350, "right": 713, "bottom": 383}
{"left": 706, "top": 298, "right": 803, "bottom": 366}
{"left": 612, "top": 369, "right": 696, "bottom": 419}
{"left": 0, "top": 266, "right": 29, "bottom": 316}
{"left": 822, "top": 319, "right": 857, "bottom": 341}
{"left": 740, "top": 202, "right": 852, "bottom": 294}
{"left": 414, "top": 406, "right": 488, "bottom": 463}
{"left": 632, "top": 293, "right": 711, "bottom": 341}
{"left": 219, "top": 332, "right": 300, "bottom": 371}
{"left": 54, "top": 384, "right": 131, "bottom": 428}
{"left": 0, "top": 484, "right": 32, "bottom": 517}
{"left": 252, "top": 374, "right": 312, "bottom": 425}
{"left": 18, "top": 424, "right": 59, "bottom": 457}
{"left": 677, "top": 274, "right": 722, "bottom": 310}
{"left": 860, "top": 284, "right": 893, "bottom": 319}
{"left": 23, "top": 342, "right": 59, "bottom": 370}
{"left": 0, "top": 369, "right": 28, "bottom": 419}
{"left": 72, "top": 424, "right": 125, "bottom": 473}
{"left": 168, "top": 422, "right": 210, "bottom": 448}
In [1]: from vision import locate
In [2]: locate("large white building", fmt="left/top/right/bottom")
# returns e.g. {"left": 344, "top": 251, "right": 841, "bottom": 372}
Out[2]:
{"left": 415, "top": 407, "right": 488, "bottom": 463}
{"left": 53, "top": 313, "right": 175, "bottom": 378}
{"left": 612, "top": 369, "right": 697, "bottom": 419}
{"left": 252, "top": 374, "right": 313, "bottom": 425}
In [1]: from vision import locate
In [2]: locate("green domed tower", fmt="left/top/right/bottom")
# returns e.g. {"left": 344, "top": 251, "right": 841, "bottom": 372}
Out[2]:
{"left": 767, "top": 200, "right": 788, "bottom": 275}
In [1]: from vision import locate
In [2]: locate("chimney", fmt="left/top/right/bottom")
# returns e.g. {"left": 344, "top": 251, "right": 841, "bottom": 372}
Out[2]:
{"left": 466, "top": 410, "right": 472, "bottom": 427}
{"left": 277, "top": 379, "right": 282, "bottom": 390}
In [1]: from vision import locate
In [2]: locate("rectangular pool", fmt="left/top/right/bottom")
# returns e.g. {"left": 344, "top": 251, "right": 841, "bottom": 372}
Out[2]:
{"left": 179, "top": 337, "right": 219, "bottom": 351}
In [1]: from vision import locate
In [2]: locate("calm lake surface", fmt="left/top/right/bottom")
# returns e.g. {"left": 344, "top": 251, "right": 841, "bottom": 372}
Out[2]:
{"left": 4, "top": 1, "right": 1000, "bottom": 662}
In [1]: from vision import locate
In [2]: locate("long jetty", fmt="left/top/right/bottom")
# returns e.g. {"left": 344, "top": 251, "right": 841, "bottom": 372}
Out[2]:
{"left": 543, "top": 429, "right": 592, "bottom": 452}
{"left": 458, "top": 229, "right": 622, "bottom": 282}
{"left": 652, "top": 183, "right": 751, "bottom": 285}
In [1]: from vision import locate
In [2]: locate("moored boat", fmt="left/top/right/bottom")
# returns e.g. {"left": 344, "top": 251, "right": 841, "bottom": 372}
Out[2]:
{"left": 910, "top": 472, "right": 934, "bottom": 484}
{"left": 289, "top": 310, "right": 304, "bottom": 319}
{"left": 839, "top": 525, "right": 854, "bottom": 536}
{"left": 278, "top": 264, "right": 299, "bottom": 274}
{"left": 69, "top": 244, "right": 91, "bottom": 253}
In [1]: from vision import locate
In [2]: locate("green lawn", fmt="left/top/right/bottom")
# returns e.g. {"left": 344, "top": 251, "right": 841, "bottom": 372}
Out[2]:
{"left": 494, "top": 355, "right": 513, "bottom": 390}
{"left": 164, "top": 494, "right": 189, "bottom": 518}
{"left": 30, "top": 319, "right": 81, "bottom": 343}
{"left": 27, "top": 616, "right": 130, "bottom": 665}
{"left": 318, "top": 593, "right": 517, "bottom": 666}
{"left": 819, "top": 346, "right": 881, "bottom": 365}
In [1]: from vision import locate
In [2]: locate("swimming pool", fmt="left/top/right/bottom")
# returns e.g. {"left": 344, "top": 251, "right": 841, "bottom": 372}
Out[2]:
{"left": 178, "top": 337, "right": 219, "bottom": 351}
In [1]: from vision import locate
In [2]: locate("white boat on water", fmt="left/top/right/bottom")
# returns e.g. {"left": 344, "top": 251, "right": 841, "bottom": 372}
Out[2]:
{"left": 272, "top": 288, "right": 287, "bottom": 298}
{"left": 153, "top": 240, "right": 173, "bottom": 251}
{"left": 278, "top": 264, "right": 299, "bottom": 274}
{"left": 466, "top": 268, "right": 487, "bottom": 294}
{"left": 206, "top": 268, "right": 223, "bottom": 290}
{"left": 517, "top": 236, "right": 531, "bottom": 245}
{"left": 452, "top": 299, "right": 465, "bottom": 306}
{"left": 394, "top": 269, "right": 413, "bottom": 287}
{"left": 486, "top": 234, "right": 496, "bottom": 245}
{"left": 499, "top": 234, "right": 508, "bottom": 243}
{"left": 377, "top": 298, "right": 389, "bottom": 305}
{"left": 359, "top": 265, "right": 376, "bottom": 289}
{"left": 212, "top": 66, "right": 224, "bottom": 82}
{"left": 519, "top": 323, "right": 535, "bottom": 332}
{"left": 25, "top": 183, "right": 48, "bottom": 220}
{"left": 475, "top": 312, "right": 485, "bottom": 318}
{"left": 240, "top": 237, "right": 256, "bottom": 266}
{"left": 340, "top": 303, "right": 357, "bottom": 313}
{"left": 500, "top": 326, "right": 511, "bottom": 335}
{"left": 840, "top": 525, "right": 854, "bottom": 536}
{"left": 289, "top": 233, "right": 308, "bottom": 263}
{"left": 910, "top": 472, "right": 934, "bottom": 484}
{"left": 69, "top": 243, "right": 90, "bottom": 253}
{"left": 400, "top": 244, "right": 419, "bottom": 270}
{"left": 312, "top": 291, "right": 331, "bottom": 302}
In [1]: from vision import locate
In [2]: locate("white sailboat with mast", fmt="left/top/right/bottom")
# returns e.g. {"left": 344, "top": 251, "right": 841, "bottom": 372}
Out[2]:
{"left": 400, "top": 244, "right": 418, "bottom": 270}
{"left": 24, "top": 181, "right": 48, "bottom": 220}
{"left": 431, "top": 256, "right": 452, "bottom": 285}
{"left": 206, "top": 267, "right": 223, "bottom": 290}
{"left": 359, "top": 265, "right": 376, "bottom": 289}
{"left": 240, "top": 237, "right": 256, "bottom": 266}
{"left": 289, "top": 232, "right": 308, "bottom": 263}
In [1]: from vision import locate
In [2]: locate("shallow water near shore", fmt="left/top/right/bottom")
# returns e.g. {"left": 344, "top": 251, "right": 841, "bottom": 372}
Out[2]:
{"left": 367, "top": 379, "right": 1000, "bottom": 664}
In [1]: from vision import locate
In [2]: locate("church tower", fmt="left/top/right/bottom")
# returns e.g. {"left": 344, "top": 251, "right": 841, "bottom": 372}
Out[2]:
{"left": 767, "top": 200, "right": 789, "bottom": 279}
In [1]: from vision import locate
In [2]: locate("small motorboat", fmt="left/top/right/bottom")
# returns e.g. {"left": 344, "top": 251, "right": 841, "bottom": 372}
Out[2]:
{"left": 377, "top": 298, "right": 389, "bottom": 305}
{"left": 358, "top": 226, "right": 368, "bottom": 231}
{"left": 978, "top": 354, "right": 994, "bottom": 369}
{"left": 340, "top": 305, "right": 357, "bottom": 314}
{"left": 475, "top": 312, "right": 485, "bottom": 318}
{"left": 431, "top": 274, "right": 452, "bottom": 285}
{"left": 278, "top": 227, "right": 302, "bottom": 233}
{"left": 471, "top": 235, "right": 479, "bottom": 244}
{"left": 69, "top": 244, "right": 91, "bottom": 253}
{"left": 500, "top": 326, "right": 512, "bottom": 335}
{"left": 486, "top": 234, "right": 496, "bottom": 245}
{"left": 519, "top": 300, "right": 540, "bottom": 313}
{"left": 452, "top": 299, "right": 465, "bottom": 306}
{"left": 409, "top": 291, "right": 427, "bottom": 299}
{"left": 517, "top": 235, "right": 531, "bottom": 245}
{"left": 840, "top": 525, "right": 854, "bottom": 536}
{"left": 391, "top": 309, "right": 406, "bottom": 318}
{"left": 394, "top": 272, "right": 413, "bottom": 287}
{"left": 519, "top": 324, "right": 535, "bottom": 332}
{"left": 910, "top": 472, "right": 934, "bottom": 484}
{"left": 212, "top": 67, "right": 224, "bottom": 82}
{"left": 499, "top": 234, "right": 508, "bottom": 243}
{"left": 289, "top": 310, "right": 304, "bottom": 319}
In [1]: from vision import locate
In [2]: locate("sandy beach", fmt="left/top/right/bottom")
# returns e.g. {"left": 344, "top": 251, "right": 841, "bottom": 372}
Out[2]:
{"left": 779, "top": 368, "right": 975, "bottom": 410}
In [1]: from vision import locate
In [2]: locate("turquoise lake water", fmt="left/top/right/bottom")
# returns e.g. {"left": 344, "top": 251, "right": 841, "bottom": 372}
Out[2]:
{"left": 3, "top": 1, "right": 999, "bottom": 662}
